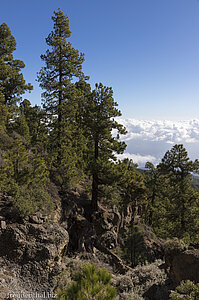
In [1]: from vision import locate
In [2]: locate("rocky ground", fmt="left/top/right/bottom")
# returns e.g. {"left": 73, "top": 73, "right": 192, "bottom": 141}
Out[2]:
{"left": 0, "top": 188, "right": 199, "bottom": 300}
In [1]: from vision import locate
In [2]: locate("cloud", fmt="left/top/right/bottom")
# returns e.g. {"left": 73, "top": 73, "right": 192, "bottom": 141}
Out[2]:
{"left": 115, "top": 118, "right": 199, "bottom": 166}
{"left": 117, "top": 152, "right": 156, "bottom": 165}
{"left": 118, "top": 118, "right": 199, "bottom": 144}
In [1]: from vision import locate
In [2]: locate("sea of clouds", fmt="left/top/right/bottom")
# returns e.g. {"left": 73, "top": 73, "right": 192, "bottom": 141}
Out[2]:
{"left": 116, "top": 118, "right": 199, "bottom": 167}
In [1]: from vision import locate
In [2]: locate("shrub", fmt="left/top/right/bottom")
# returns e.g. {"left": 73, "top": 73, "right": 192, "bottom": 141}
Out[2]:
{"left": 170, "top": 280, "right": 199, "bottom": 299}
{"left": 112, "top": 259, "right": 167, "bottom": 299}
{"left": 164, "top": 238, "right": 187, "bottom": 255}
{"left": 13, "top": 184, "right": 54, "bottom": 217}
{"left": 56, "top": 264, "right": 118, "bottom": 300}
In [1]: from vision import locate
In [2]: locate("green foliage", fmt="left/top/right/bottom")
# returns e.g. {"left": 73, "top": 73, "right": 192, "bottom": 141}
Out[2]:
{"left": 38, "top": 9, "right": 85, "bottom": 105}
{"left": 164, "top": 238, "right": 187, "bottom": 254}
{"left": 0, "top": 166, "right": 18, "bottom": 195}
{"left": 2, "top": 139, "right": 29, "bottom": 184}
{"left": 0, "top": 123, "right": 12, "bottom": 151}
{"left": 14, "top": 113, "right": 30, "bottom": 142}
{"left": 0, "top": 101, "right": 9, "bottom": 128}
{"left": 0, "top": 142, "right": 54, "bottom": 217}
{"left": 158, "top": 144, "right": 199, "bottom": 177}
{"left": 38, "top": 9, "right": 87, "bottom": 187}
{"left": 0, "top": 133, "right": 52, "bottom": 216}
{"left": 1, "top": 13, "right": 199, "bottom": 248}
{"left": 19, "top": 99, "right": 48, "bottom": 150}
{"left": 1, "top": 139, "right": 49, "bottom": 184}
{"left": 13, "top": 184, "right": 54, "bottom": 217}
{"left": 30, "top": 149, "right": 49, "bottom": 185}
{"left": 121, "top": 225, "right": 147, "bottom": 267}
{"left": 144, "top": 162, "right": 162, "bottom": 226}
{"left": 0, "top": 22, "right": 33, "bottom": 114}
{"left": 56, "top": 264, "right": 117, "bottom": 300}
{"left": 170, "top": 280, "right": 199, "bottom": 300}
{"left": 83, "top": 82, "right": 127, "bottom": 210}
{"left": 144, "top": 145, "right": 199, "bottom": 243}
{"left": 116, "top": 159, "right": 146, "bottom": 207}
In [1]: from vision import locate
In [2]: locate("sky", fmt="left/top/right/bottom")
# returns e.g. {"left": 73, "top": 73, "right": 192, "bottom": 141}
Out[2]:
{"left": 1, "top": 0, "right": 199, "bottom": 165}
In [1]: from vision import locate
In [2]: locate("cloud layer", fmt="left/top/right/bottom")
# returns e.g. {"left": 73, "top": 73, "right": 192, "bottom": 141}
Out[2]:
{"left": 116, "top": 118, "right": 199, "bottom": 166}
{"left": 117, "top": 153, "right": 156, "bottom": 165}
{"left": 119, "top": 118, "right": 199, "bottom": 144}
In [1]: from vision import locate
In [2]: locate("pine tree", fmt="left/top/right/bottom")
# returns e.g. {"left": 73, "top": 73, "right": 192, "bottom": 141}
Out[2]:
{"left": 5, "top": 139, "right": 29, "bottom": 184}
{"left": 158, "top": 145, "right": 199, "bottom": 235}
{"left": 121, "top": 224, "right": 147, "bottom": 267}
{"left": 0, "top": 99, "right": 9, "bottom": 128}
{"left": 151, "top": 144, "right": 199, "bottom": 241}
{"left": 84, "top": 83, "right": 126, "bottom": 211}
{"left": 144, "top": 162, "right": 161, "bottom": 226}
{"left": 14, "top": 113, "right": 30, "bottom": 142}
{"left": 37, "top": 9, "right": 88, "bottom": 186}
{"left": 0, "top": 23, "right": 33, "bottom": 115}
{"left": 117, "top": 159, "right": 146, "bottom": 209}
{"left": 37, "top": 9, "right": 86, "bottom": 153}
{"left": 19, "top": 99, "right": 48, "bottom": 150}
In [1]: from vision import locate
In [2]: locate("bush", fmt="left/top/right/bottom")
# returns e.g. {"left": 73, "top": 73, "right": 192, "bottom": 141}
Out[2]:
{"left": 170, "top": 280, "right": 199, "bottom": 299}
{"left": 112, "top": 259, "right": 167, "bottom": 299}
{"left": 56, "top": 264, "right": 118, "bottom": 300}
{"left": 13, "top": 184, "right": 54, "bottom": 217}
{"left": 164, "top": 238, "right": 187, "bottom": 255}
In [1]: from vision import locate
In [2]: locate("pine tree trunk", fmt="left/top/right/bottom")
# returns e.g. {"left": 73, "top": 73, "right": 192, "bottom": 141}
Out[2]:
{"left": 148, "top": 188, "right": 156, "bottom": 225}
{"left": 180, "top": 176, "right": 186, "bottom": 233}
{"left": 57, "top": 46, "right": 63, "bottom": 167}
{"left": 91, "top": 139, "right": 99, "bottom": 211}
{"left": 91, "top": 173, "right": 98, "bottom": 211}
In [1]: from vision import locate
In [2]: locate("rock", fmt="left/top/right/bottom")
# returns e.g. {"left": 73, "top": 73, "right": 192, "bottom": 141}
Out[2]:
{"left": 0, "top": 222, "right": 69, "bottom": 264}
{"left": 29, "top": 215, "right": 43, "bottom": 224}
{"left": 0, "top": 219, "right": 69, "bottom": 299}
{"left": 94, "top": 240, "right": 133, "bottom": 274}
{"left": 0, "top": 193, "right": 21, "bottom": 223}
{"left": 93, "top": 209, "right": 122, "bottom": 248}
{"left": 143, "top": 283, "right": 170, "bottom": 300}
{"left": 141, "top": 224, "right": 164, "bottom": 262}
{"left": 68, "top": 214, "right": 95, "bottom": 253}
{"left": 0, "top": 220, "right": 6, "bottom": 229}
{"left": 120, "top": 204, "right": 133, "bottom": 231}
{"left": 166, "top": 248, "right": 199, "bottom": 285}
{"left": 100, "top": 231, "right": 118, "bottom": 249}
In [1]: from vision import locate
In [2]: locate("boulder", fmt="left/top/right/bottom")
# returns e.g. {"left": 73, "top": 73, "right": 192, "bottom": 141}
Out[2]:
{"left": 68, "top": 214, "right": 95, "bottom": 253}
{"left": 167, "top": 248, "right": 199, "bottom": 285}
{"left": 0, "top": 222, "right": 69, "bottom": 264}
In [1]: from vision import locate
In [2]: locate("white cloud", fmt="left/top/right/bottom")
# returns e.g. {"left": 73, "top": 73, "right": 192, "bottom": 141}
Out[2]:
{"left": 118, "top": 118, "right": 199, "bottom": 144}
{"left": 115, "top": 118, "right": 199, "bottom": 167}
{"left": 117, "top": 153, "right": 156, "bottom": 165}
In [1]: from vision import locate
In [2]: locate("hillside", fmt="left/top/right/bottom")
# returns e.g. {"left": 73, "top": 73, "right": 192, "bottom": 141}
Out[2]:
{"left": 0, "top": 10, "right": 199, "bottom": 300}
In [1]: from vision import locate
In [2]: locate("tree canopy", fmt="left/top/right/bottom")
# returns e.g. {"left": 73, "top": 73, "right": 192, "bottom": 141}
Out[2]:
{"left": 0, "top": 23, "right": 33, "bottom": 110}
{"left": 1, "top": 11, "right": 199, "bottom": 247}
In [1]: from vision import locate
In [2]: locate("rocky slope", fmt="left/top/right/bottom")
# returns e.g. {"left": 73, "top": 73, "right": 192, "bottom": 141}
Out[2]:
{"left": 0, "top": 188, "right": 199, "bottom": 300}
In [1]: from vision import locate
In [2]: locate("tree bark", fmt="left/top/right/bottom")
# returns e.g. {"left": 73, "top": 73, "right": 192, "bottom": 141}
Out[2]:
{"left": 91, "top": 139, "right": 99, "bottom": 211}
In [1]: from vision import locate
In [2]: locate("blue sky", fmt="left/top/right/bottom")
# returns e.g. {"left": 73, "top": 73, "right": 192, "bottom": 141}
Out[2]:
{"left": 1, "top": 0, "right": 199, "bottom": 120}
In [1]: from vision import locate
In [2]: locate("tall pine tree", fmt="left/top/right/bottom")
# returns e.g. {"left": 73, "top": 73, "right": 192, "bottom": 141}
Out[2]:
{"left": 38, "top": 9, "right": 87, "bottom": 186}
{"left": 84, "top": 83, "right": 126, "bottom": 211}
{"left": 157, "top": 144, "right": 199, "bottom": 239}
